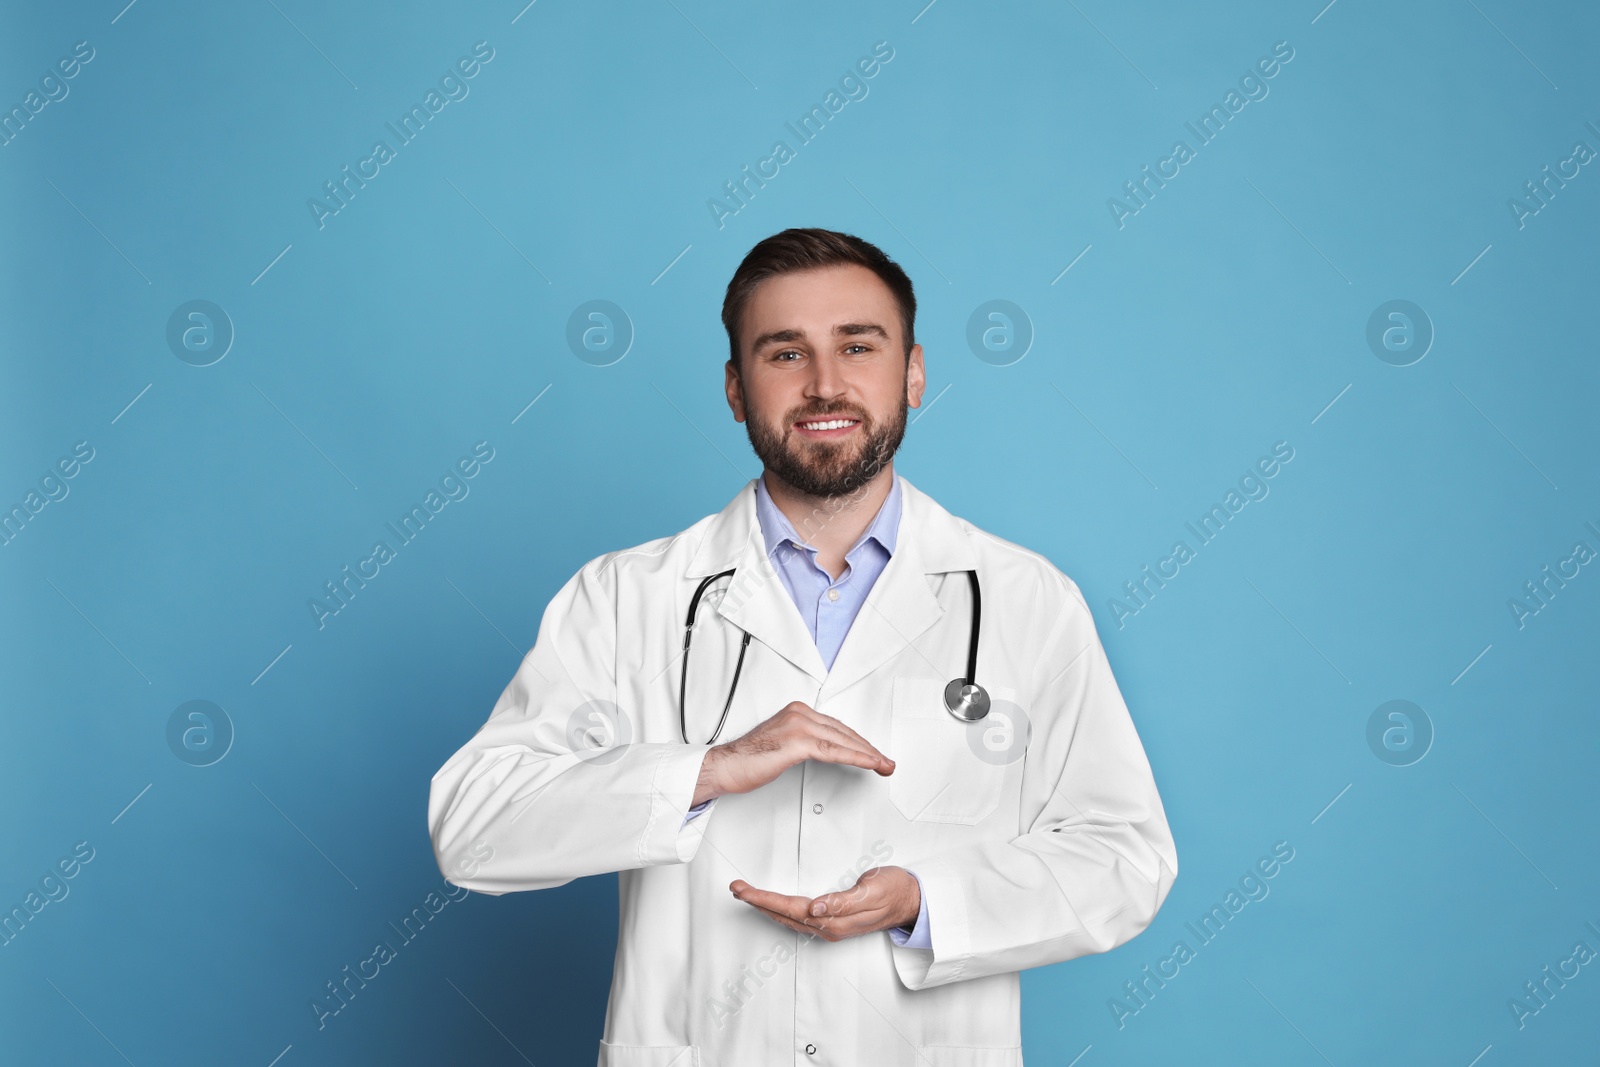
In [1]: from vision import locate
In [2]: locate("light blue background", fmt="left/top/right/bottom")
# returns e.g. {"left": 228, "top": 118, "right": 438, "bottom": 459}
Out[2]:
{"left": 2, "top": 0, "right": 1596, "bottom": 1063}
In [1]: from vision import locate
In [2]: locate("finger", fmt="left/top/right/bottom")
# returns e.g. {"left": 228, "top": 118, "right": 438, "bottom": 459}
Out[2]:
{"left": 748, "top": 898, "right": 886, "bottom": 942}
{"left": 743, "top": 900, "right": 832, "bottom": 940}
{"left": 809, "top": 885, "right": 874, "bottom": 919}
{"left": 810, "top": 874, "right": 898, "bottom": 921}
{"left": 806, "top": 734, "right": 896, "bottom": 774}
{"left": 771, "top": 707, "right": 893, "bottom": 774}
{"left": 731, "top": 883, "right": 816, "bottom": 923}
{"left": 804, "top": 712, "right": 892, "bottom": 766}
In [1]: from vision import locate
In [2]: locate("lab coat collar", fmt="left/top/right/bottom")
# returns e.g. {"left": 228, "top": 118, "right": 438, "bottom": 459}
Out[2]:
{"left": 685, "top": 472, "right": 977, "bottom": 695}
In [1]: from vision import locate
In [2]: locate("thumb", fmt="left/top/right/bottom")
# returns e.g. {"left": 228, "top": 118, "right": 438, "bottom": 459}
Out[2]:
{"left": 811, "top": 873, "right": 877, "bottom": 917}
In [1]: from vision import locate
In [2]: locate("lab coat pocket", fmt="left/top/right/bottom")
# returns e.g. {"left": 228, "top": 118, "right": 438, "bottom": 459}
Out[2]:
{"left": 887, "top": 677, "right": 1010, "bottom": 825}
{"left": 595, "top": 1040, "right": 699, "bottom": 1066}
{"left": 917, "top": 1045, "right": 1024, "bottom": 1066}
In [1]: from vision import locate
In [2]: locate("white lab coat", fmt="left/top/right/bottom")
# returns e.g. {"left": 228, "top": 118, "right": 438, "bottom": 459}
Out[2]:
{"left": 428, "top": 474, "right": 1177, "bottom": 1066}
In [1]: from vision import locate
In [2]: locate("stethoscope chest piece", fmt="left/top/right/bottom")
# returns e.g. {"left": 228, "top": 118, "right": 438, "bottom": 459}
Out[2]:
{"left": 943, "top": 678, "right": 991, "bottom": 722}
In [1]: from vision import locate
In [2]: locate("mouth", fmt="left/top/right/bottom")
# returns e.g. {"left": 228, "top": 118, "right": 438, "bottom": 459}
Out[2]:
{"left": 793, "top": 416, "right": 861, "bottom": 439}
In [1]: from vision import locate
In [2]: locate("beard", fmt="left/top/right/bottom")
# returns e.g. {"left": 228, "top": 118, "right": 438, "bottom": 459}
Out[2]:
{"left": 741, "top": 379, "right": 909, "bottom": 501}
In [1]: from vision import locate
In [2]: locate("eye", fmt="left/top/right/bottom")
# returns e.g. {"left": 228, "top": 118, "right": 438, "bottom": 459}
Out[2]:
{"left": 844, "top": 344, "right": 870, "bottom": 354}
{"left": 774, "top": 349, "right": 802, "bottom": 362}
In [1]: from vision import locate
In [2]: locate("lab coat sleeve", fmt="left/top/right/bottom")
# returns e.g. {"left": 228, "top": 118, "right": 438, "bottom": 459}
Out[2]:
{"left": 886, "top": 870, "right": 932, "bottom": 950}
{"left": 428, "top": 555, "right": 717, "bottom": 895}
{"left": 889, "top": 572, "right": 1178, "bottom": 990}
{"left": 681, "top": 798, "right": 712, "bottom": 828}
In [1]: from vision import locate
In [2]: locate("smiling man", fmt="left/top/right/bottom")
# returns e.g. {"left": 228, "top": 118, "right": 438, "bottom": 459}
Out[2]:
{"left": 429, "top": 228, "right": 1178, "bottom": 1065}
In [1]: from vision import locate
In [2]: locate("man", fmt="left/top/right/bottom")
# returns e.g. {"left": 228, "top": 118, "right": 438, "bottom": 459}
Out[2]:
{"left": 429, "top": 228, "right": 1178, "bottom": 1065}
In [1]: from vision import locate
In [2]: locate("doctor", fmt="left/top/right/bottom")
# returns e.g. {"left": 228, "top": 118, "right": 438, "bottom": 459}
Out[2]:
{"left": 429, "top": 228, "right": 1178, "bottom": 1065}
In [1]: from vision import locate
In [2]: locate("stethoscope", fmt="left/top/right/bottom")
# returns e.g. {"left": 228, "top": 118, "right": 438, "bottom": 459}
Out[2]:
{"left": 678, "top": 568, "right": 990, "bottom": 746}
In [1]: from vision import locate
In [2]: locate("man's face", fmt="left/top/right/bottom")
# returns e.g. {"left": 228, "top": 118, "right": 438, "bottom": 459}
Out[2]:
{"left": 725, "top": 264, "right": 925, "bottom": 499}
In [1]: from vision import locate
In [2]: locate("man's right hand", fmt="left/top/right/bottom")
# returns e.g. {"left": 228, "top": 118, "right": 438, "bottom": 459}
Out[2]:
{"left": 691, "top": 702, "right": 894, "bottom": 807}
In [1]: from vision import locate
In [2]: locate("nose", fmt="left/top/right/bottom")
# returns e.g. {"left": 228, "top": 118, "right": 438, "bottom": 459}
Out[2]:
{"left": 803, "top": 351, "right": 846, "bottom": 404}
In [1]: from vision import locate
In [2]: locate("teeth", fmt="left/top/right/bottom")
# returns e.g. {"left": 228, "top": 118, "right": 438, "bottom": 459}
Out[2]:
{"left": 800, "top": 419, "right": 856, "bottom": 430}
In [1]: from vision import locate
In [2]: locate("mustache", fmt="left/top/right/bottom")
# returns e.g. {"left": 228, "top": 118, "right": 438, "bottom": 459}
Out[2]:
{"left": 788, "top": 407, "right": 866, "bottom": 423}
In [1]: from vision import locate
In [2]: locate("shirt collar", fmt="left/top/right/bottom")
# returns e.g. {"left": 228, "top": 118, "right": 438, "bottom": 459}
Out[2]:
{"left": 754, "top": 472, "right": 902, "bottom": 564}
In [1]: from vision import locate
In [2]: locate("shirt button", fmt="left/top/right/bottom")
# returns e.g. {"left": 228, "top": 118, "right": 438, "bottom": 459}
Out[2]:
{"left": 812, "top": 803, "right": 823, "bottom": 814}
{"left": 805, "top": 1044, "right": 817, "bottom": 1055}
{"left": 827, "top": 588, "right": 839, "bottom": 601}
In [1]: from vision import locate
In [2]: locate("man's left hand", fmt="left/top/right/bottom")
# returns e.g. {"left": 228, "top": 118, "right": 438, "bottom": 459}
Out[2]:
{"left": 730, "top": 866, "right": 919, "bottom": 942}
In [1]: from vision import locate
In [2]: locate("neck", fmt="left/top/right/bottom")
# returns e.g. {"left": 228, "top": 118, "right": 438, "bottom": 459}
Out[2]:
{"left": 762, "top": 465, "right": 894, "bottom": 574}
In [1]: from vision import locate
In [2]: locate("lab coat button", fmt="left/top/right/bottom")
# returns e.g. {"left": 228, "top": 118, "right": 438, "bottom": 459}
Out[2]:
{"left": 812, "top": 803, "right": 823, "bottom": 814}
{"left": 805, "top": 1044, "right": 817, "bottom": 1055}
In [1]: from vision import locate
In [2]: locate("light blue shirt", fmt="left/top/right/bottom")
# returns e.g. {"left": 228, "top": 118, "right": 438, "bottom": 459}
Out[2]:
{"left": 755, "top": 470, "right": 901, "bottom": 672}
{"left": 685, "top": 474, "right": 931, "bottom": 950}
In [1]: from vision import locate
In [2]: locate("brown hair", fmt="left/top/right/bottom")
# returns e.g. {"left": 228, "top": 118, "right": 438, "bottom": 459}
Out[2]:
{"left": 721, "top": 228, "right": 916, "bottom": 371}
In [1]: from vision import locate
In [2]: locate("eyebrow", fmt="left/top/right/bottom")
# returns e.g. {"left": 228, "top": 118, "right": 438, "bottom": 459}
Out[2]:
{"left": 750, "top": 321, "right": 891, "bottom": 354}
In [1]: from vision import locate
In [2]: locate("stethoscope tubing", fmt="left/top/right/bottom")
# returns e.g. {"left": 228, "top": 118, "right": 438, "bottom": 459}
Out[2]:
{"left": 678, "top": 567, "right": 983, "bottom": 745}
{"left": 680, "top": 568, "right": 750, "bottom": 746}
{"left": 960, "top": 568, "right": 981, "bottom": 695}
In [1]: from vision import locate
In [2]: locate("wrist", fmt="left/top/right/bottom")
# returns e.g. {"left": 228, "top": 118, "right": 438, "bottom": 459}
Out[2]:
{"left": 691, "top": 747, "right": 724, "bottom": 807}
{"left": 899, "top": 868, "right": 921, "bottom": 928}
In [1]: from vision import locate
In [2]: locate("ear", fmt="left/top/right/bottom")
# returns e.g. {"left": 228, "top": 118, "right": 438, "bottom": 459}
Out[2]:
{"left": 906, "top": 344, "right": 926, "bottom": 408}
{"left": 725, "top": 360, "right": 747, "bottom": 423}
